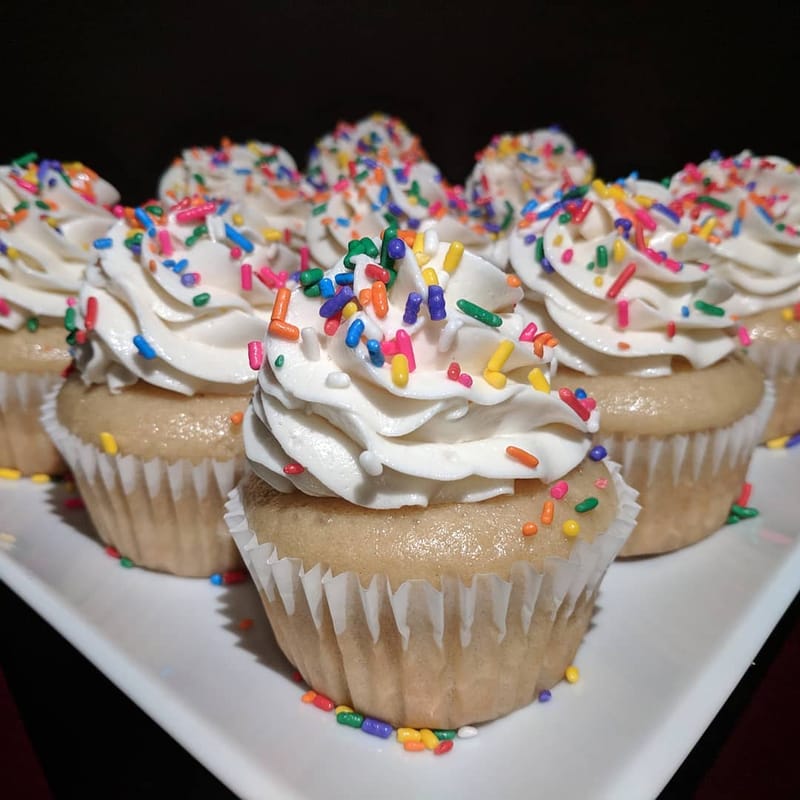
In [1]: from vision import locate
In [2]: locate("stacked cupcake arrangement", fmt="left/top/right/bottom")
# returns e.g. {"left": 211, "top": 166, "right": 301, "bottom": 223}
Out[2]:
{"left": 2, "top": 113, "right": 798, "bottom": 751}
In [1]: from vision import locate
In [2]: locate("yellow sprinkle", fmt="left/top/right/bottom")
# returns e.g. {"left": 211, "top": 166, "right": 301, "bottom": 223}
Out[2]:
{"left": 336, "top": 151, "right": 349, "bottom": 169}
{"left": 5, "top": 246, "right": 19, "bottom": 260}
{"left": 413, "top": 231, "right": 425, "bottom": 253}
{"left": 528, "top": 367, "right": 550, "bottom": 393}
{"left": 487, "top": 339, "right": 515, "bottom": 372}
{"left": 0, "top": 468, "right": 22, "bottom": 480}
{"left": 634, "top": 194, "right": 653, "bottom": 208}
{"left": 422, "top": 267, "right": 439, "bottom": 286}
{"left": 553, "top": 233, "right": 563, "bottom": 246}
{"left": 443, "top": 241, "right": 464, "bottom": 273}
{"left": 672, "top": 232, "right": 688, "bottom": 248}
{"left": 232, "top": 213, "right": 244, "bottom": 226}
{"left": 341, "top": 301, "right": 359, "bottom": 319}
{"left": 30, "top": 473, "right": 51, "bottom": 484}
{"left": 562, "top": 519, "right": 580, "bottom": 537}
{"left": 593, "top": 276, "right": 604, "bottom": 287}
{"left": 391, "top": 354, "right": 409, "bottom": 387}
{"left": 262, "top": 228, "right": 282, "bottom": 242}
{"left": 46, "top": 217, "right": 60, "bottom": 228}
{"left": 591, "top": 178, "right": 609, "bottom": 198}
{"left": 483, "top": 369, "right": 507, "bottom": 389}
{"left": 420, "top": 729, "right": 440, "bottom": 750}
{"left": 608, "top": 184, "right": 626, "bottom": 201}
{"left": 415, "top": 251, "right": 432, "bottom": 267}
{"left": 100, "top": 431, "right": 118, "bottom": 456}
{"left": 781, "top": 307, "right": 794, "bottom": 322}
{"left": 334, "top": 705, "right": 354, "bottom": 715}
{"left": 397, "top": 727, "right": 422, "bottom": 743}
{"left": 246, "top": 142, "right": 262, "bottom": 156}
{"left": 612, "top": 239, "right": 626, "bottom": 263}
{"left": 698, "top": 217, "right": 717, "bottom": 240}
{"left": 766, "top": 435, "right": 790, "bottom": 449}
{"left": 565, "top": 665, "right": 580, "bottom": 684}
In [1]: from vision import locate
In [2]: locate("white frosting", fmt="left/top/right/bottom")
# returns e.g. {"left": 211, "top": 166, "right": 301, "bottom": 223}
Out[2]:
{"left": 509, "top": 180, "right": 738, "bottom": 377}
{"left": 0, "top": 160, "right": 118, "bottom": 329}
{"left": 158, "top": 140, "right": 311, "bottom": 248}
{"left": 669, "top": 151, "right": 800, "bottom": 317}
{"left": 75, "top": 197, "right": 299, "bottom": 396}
{"left": 246, "top": 231, "right": 599, "bottom": 509}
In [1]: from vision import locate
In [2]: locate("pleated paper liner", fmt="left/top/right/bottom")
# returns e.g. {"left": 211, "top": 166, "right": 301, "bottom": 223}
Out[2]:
{"left": 746, "top": 339, "right": 800, "bottom": 441}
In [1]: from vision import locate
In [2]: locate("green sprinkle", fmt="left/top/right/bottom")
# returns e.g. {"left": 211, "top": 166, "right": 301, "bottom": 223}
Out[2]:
{"left": 776, "top": 223, "right": 786, "bottom": 232}
{"left": 562, "top": 185, "right": 589, "bottom": 200}
{"left": 575, "top": 497, "right": 599, "bottom": 513}
{"left": 731, "top": 504, "right": 759, "bottom": 519}
{"left": 192, "top": 293, "right": 211, "bottom": 307}
{"left": 385, "top": 267, "right": 397, "bottom": 289}
{"left": 312, "top": 203, "right": 328, "bottom": 217}
{"left": 354, "top": 170, "right": 369, "bottom": 183}
{"left": 304, "top": 284, "right": 322, "bottom": 298}
{"left": 12, "top": 152, "right": 38, "bottom": 168}
{"left": 382, "top": 213, "right": 399, "bottom": 228}
{"left": 597, "top": 245, "right": 608, "bottom": 268}
{"left": 124, "top": 232, "right": 143, "bottom": 249}
{"left": 694, "top": 300, "right": 725, "bottom": 317}
{"left": 274, "top": 355, "right": 285, "bottom": 368}
{"left": 35, "top": 200, "right": 50, "bottom": 210}
{"left": 433, "top": 730, "right": 456, "bottom": 740}
{"left": 64, "top": 307, "right": 77, "bottom": 332}
{"left": 456, "top": 299, "right": 502, "bottom": 327}
{"left": 501, "top": 201, "right": 515, "bottom": 231}
{"left": 558, "top": 212, "right": 572, "bottom": 224}
{"left": 65, "top": 331, "right": 77, "bottom": 346}
{"left": 553, "top": 144, "right": 565, "bottom": 155}
{"left": 145, "top": 205, "right": 164, "bottom": 216}
{"left": 725, "top": 514, "right": 740, "bottom": 525}
{"left": 13, "top": 201, "right": 29, "bottom": 212}
{"left": 192, "top": 224, "right": 208, "bottom": 237}
{"left": 185, "top": 235, "right": 199, "bottom": 247}
{"left": 120, "top": 557, "right": 135, "bottom": 568}
{"left": 380, "top": 224, "right": 398, "bottom": 269}
{"left": 586, "top": 261, "right": 595, "bottom": 271}
{"left": 695, "top": 195, "right": 733, "bottom": 212}
{"left": 192, "top": 172, "right": 206, "bottom": 186}
{"left": 535, "top": 236, "right": 545, "bottom": 263}
{"left": 26, "top": 316, "right": 39, "bottom": 332}
{"left": 299, "top": 268, "right": 324, "bottom": 287}
{"left": 336, "top": 712, "right": 364, "bottom": 728}
{"left": 661, "top": 177, "right": 670, "bottom": 187}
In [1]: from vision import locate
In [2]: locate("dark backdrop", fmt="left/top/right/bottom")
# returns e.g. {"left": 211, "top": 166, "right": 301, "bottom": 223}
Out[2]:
{"left": 3, "top": 1, "right": 799, "bottom": 205}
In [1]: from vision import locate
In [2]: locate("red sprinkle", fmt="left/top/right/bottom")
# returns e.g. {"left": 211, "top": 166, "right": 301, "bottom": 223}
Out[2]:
{"left": 222, "top": 570, "right": 248, "bottom": 585}
{"left": 104, "top": 545, "right": 120, "bottom": 559}
{"left": 84, "top": 296, "right": 98, "bottom": 330}
{"left": 737, "top": 482, "right": 753, "bottom": 508}
{"left": 312, "top": 693, "right": 335, "bottom": 712}
{"left": 558, "top": 387, "right": 591, "bottom": 421}
{"left": 283, "top": 463, "right": 305, "bottom": 475}
{"left": 64, "top": 497, "right": 85, "bottom": 510}
{"left": 606, "top": 262, "right": 637, "bottom": 299}
{"left": 434, "top": 740, "right": 454, "bottom": 755}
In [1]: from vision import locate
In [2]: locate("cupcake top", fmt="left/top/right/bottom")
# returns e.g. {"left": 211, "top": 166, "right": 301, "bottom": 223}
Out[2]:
{"left": 509, "top": 179, "right": 740, "bottom": 377}
{"left": 245, "top": 225, "right": 600, "bottom": 509}
{"left": 0, "top": 156, "right": 119, "bottom": 330}
{"left": 466, "top": 126, "right": 595, "bottom": 219}
{"left": 73, "top": 195, "right": 300, "bottom": 396}
{"left": 158, "top": 139, "right": 311, "bottom": 248}
{"left": 668, "top": 151, "right": 800, "bottom": 317}
{"left": 306, "top": 112, "right": 427, "bottom": 190}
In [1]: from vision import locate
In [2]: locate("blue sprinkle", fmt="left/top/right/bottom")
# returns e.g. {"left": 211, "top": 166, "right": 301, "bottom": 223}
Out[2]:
{"left": 133, "top": 334, "right": 157, "bottom": 360}
{"left": 172, "top": 259, "right": 189, "bottom": 274}
{"left": 536, "top": 203, "right": 560, "bottom": 220}
{"left": 403, "top": 292, "right": 423, "bottom": 325}
{"left": 233, "top": 167, "right": 252, "bottom": 175}
{"left": 681, "top": 305, "right": 690, "bottom": 317}
{"left": 518, "top": 153, "right": 541, "bottom": 164}
{"left": 575, "top": 388, "right": 587, "bottom": 399}
{"left": 786, "top": 432, "right": 800, "bottom": 448}
{"left": 209, "top": 573, "right": 223, "bottom": 586}
{"left": 362, "top": 157, "right": 378, "bottom": 170}
{"left": 754, "top": 205, "right": 774, "bottom": 224}
{"left": 387, "top": 202, "right": 404, "bottom": 218}
{"left": 366, "top": 339, "right": 385, "bottom": 367}
{"left": 336, "top": 216, "right": 350, "bottom": 227}
{"left": 427, "top": 285, "right": 446, "bottom": 321}
{"left": 224, "top": 223, "right": 254, "bottom": 253}
{"left": 334, "top": 272, "right": 354, "bottom": 285}
{"left": 521, "top": 199, "right": 539, "bottom": 216}
{"left": 589, "top": 445, "right": 607, "bottom": 461}
{"left": 216, "top": 200, "right": 231, "bottom": 216}
{"left": 180, "top": 273, "right": 197, "bottom": 287}
{"left": 484, "top": 222, "right": 501, "bottom": 234}
{"left": 319, "top": 286, "right": 354, "bottom": 318}
{"left": 651, "top": 203, "right": 680, "bottom": 224}
{"left": 130, "top": 244, "right": 141, "bottom": 256}
{"left": 93, "top": 237, "right": 113, "bottom": 249}
{"left": 540, "top": 257, "right": 555, "bottom": 273}
{"left": 345, "top": 318, "right": 365, "bottom": 348}
{"left": 407, "top": 217, "right": 421, "bottom": 230}
{"left": 319, "top": 277, "right": 335, "bottom": 298}
{"left": 378, "top": 185, "right": 389, "bottom": 205}
{"left": 387, "top": 238, "right": 405, "bottom": 259}
{"left": 524, "top": 233, "right": 537, "bottom": 246}
{"left": 361, "top": 717, "right": 392, "bottom": 739}
{"left": 732, "top": 218, "right": 742, "bottom": 237}
{"left": 134, "top": 207, "right": 155, "bottom": 235}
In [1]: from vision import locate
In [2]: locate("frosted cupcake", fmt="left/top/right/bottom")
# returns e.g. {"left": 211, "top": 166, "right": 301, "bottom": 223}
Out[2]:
{"left": 669, "top": 152, "right": 800, "bottom": 440}
{"left": 0, "top": 156, "right": 119, "bottom": 475}
{"left": 158, "top": 138, "right": 312, "bottom": 255}
{"left": 42, "top": 195, "right": 299, "bottom": 576}
{"left": 226, "top": 226, "right": 639, "bottom": 729}
{"left": 509, "top": 178, "right": 773, "bottom": 557}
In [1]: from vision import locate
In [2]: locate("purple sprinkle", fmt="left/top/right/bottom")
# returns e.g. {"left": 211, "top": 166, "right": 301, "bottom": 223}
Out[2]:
{"left": 427, "top": 285, "right": 446, "bottom": 321}
{"left": 589, "top": 445, "right": 607, "bottom": 461}
{"left": 361, "top": 717, "right": 393, "bottom": 739}
{"left": 538, "top": 690, "right": 552, "bottom": 703}
{"left": 387, "top": 237, "right": 406, "bottom": 259}
{"left": 403, "top": 292, "right": 423, "bottom": 325}
{"left": 319, "top": 286, "right": 354, "bottom": 318}
{"left": 540, "top": 257, "right": 555, "bottom": 273}
{"left": 524, "top": 233, "right": 537, "bottom": 245}
{"left": 786, "top": 432, "right": 800, "bottom": 449}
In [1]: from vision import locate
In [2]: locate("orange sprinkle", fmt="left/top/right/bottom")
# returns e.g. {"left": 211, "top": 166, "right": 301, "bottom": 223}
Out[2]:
{"left": 372, "top": 281, "right": 388, "bottom": 318}
{"left": 358, "top": 288, "right": 372, "bottom": 306}
{"left": 301, "top": 690, "right": 317, "bottom": 703}
{"left": 148, "top": 259, "right": 157, "bottom": 273}
{"left": 617, "top": 341, "right": 631, "bottom": 350}
{"left": 404, "top": 741, "right": 426, "bottom": 752}
{"left": 505, "top": 445, "right": 539, "bottom": 468}
{"left": 541, "top": 500, "right": 555, "bottom": 525}
{"left": 396, "top": 229, "right": 416, "bottom": 247}
{"left": 271, "top": 287, "right": 291, "bottom": 322}
{"left": 506, "top": 274, "right": 522, "bottom": 288}
{"left": 230, "top": 411, "right": 244, "bottom": 425}
{"left": 522, "top": 522, "right": 538, "bottom": 537}
{"left": 268, "top": 319, "right": 300, "bottom": 341}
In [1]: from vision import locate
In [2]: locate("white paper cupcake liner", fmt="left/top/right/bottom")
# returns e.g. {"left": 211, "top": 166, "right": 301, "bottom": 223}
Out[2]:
{"left": 746, "top": 339, "right": 800, "bottom": 381}
{"left": 40, "top": 383, "right": 245, "bottom": 576}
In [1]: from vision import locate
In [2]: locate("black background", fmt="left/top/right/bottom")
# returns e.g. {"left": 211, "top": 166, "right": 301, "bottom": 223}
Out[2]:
{"left": 3, "top": 1, "right": 800, "bottom": 205}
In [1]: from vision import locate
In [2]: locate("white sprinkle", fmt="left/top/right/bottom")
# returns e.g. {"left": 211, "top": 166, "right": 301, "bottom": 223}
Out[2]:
{"left": 325, "top": 371, "right": 351, "bottom": 389}
{"left": 438, "top": 317, "right": 463, "bottom": 353}
{"left": 206, "top": 214, "right": 225, "bottom": 242}
{"left": 423, "top": 229, "right": 439, "bottom": 255}
{"left": 457, "top": 725, "right": 478, "bottom": 739}
{"left": 300, "top": 327, "right": 320, "bottom": 361}
{"left": 358, "top": 451, "right": 383, "bottom": 476}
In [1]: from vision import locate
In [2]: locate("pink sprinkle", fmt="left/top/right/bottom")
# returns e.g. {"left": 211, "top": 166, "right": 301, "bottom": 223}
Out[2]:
{"left": 457, "top": 373, "right": 473, "bottom": 388}
{"left": 158, "top": 229, "right": 173, "bottom": 257}
{"left": 634, "top": 208, "right": 657, "bottom": 231}
{"left": 300, "top": 246, "right": 310, "bottom": 272}
{"left": 561, "top": 248, "right": 574, "bottom": 264}
{"left": 447, "top": 362, "right": 461, "bottom": 380}
{"left": 617, "top": 299, "right": 629, "bottom": 329}
{"left": 572, "top": 199, "right": 593, "bottom": 224}
{"left": 698, "top": 262, "right": 710, "bottom": 271}
{"left": 241, "top": 263, "right": 253, "bottom": 291}
{"left": 395, "top": 329, "right": 416, "bottom": 372}
{"left": 550, "top": 480, "right": 569, "bottom": 500}
{"left": 276, "top": 271, "right": 289, "bottom": 286}
{"left": 248, "top": 340, "right": 264, "bottom": 371}
{"left": 738, "top": 326, "right": 752, "bottom": 347}
{"left": 230, "top": 246, "right": 242, "bottom": 259}
{"left": 333, "top": 178, "right": 349, "bottom": 193}
{"left": 284, "top": 227, "right": 292, "bottom": 245}
{"left": 594, "top": 478, "right": 608, "bottom": 490}
{"left": 258, "top": 267, "right": 279, "bottom": 289}
{"left": 663, "top": 258, "right": 682, "bottom": 273}
{"left": 519, "top": 322, "right": 538, "bottom": 342}
{"left": 171, "top": 197, "right": 192, "bottom": 212}
{"left": 644, "top": 248, "right": 664, "bottom": 264}
{"left": 429, "top": 200, "right": 442, "bottom": 216}
{"left": 10, "top": 175, "right": 37, "bottom": 193}
{"left": 581, "top": 397, "right": 597, "bottom": 412}
{"left": 175, "top": 201, "right": 216, "bottom": 223}
{"left": 558, "top": 387, "right": 591, "bottom": 421}
{"left": 65, "top": 297, "right": 76, "bottom": 307}
{"left": 0, "top": 298, "right": 9, "bottom": 316}
{"left": 381, "top": 339, "right": 399, "bottom": 356}
{"left": 112, "top": 204, "right": 125, "bottom": 218}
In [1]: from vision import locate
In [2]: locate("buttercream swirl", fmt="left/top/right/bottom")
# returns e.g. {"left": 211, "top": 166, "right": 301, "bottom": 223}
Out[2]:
{"left": 74, "top": 196, "right": 299, "bottom": 395}
{"left": 509, "top": 179, "right": 739, "bottom": 377}
{"left": 245, "top": 229, "right": 599, "bottom": 509}
{"left": 0, "top": 159, "right": 118, "bottom": 330}
{"left": 668, "top": 151, "right": 800, "bottom": 317}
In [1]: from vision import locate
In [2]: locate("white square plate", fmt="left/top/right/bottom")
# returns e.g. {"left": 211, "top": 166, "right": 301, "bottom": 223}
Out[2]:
{"left": 1, "top": 447, "right": 798, "bottom": 800}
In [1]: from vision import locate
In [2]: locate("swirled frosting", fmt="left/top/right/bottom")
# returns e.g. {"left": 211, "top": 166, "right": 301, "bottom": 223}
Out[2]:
{"left": 158, "top": 139, "right": 312, "bottom": 249}
{"left": 245, "top": 228, "right": 599, "bottom": 509}
{"left": 74, "top": 195, "right": 299, "bottom": 395}
{"left": 509, "top": 179, "right": 739, "bottom": 377}
{"left": 668, "top": 151, "right": 800, "bottom": 317}
{"left": 0, "top": 158, "right": 119, "bottom": 330}
{"left": 306, "top": 112, "right": 427, "bottom": 190}
{"left": 466, "top": 127, "right": 595, "bottom": 220}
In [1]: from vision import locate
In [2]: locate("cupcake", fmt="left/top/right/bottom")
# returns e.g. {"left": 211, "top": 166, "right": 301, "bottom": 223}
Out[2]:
{"left": 0, "top": 156, "right": 119, "bottom": 475}
{"left": 158, "top": 138, "right": 312, "bottom": 255}
{"left": 41, "top": 195, "right": 299, "bottom": 576}
{"left": 225, "top": 225, "right": 639, "bottom": 729}
{"left": 668, "top": 151, "right": 800, "bottom": 441}
{"left": 509, "top": 178, "right": 773, "bottom": 557}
